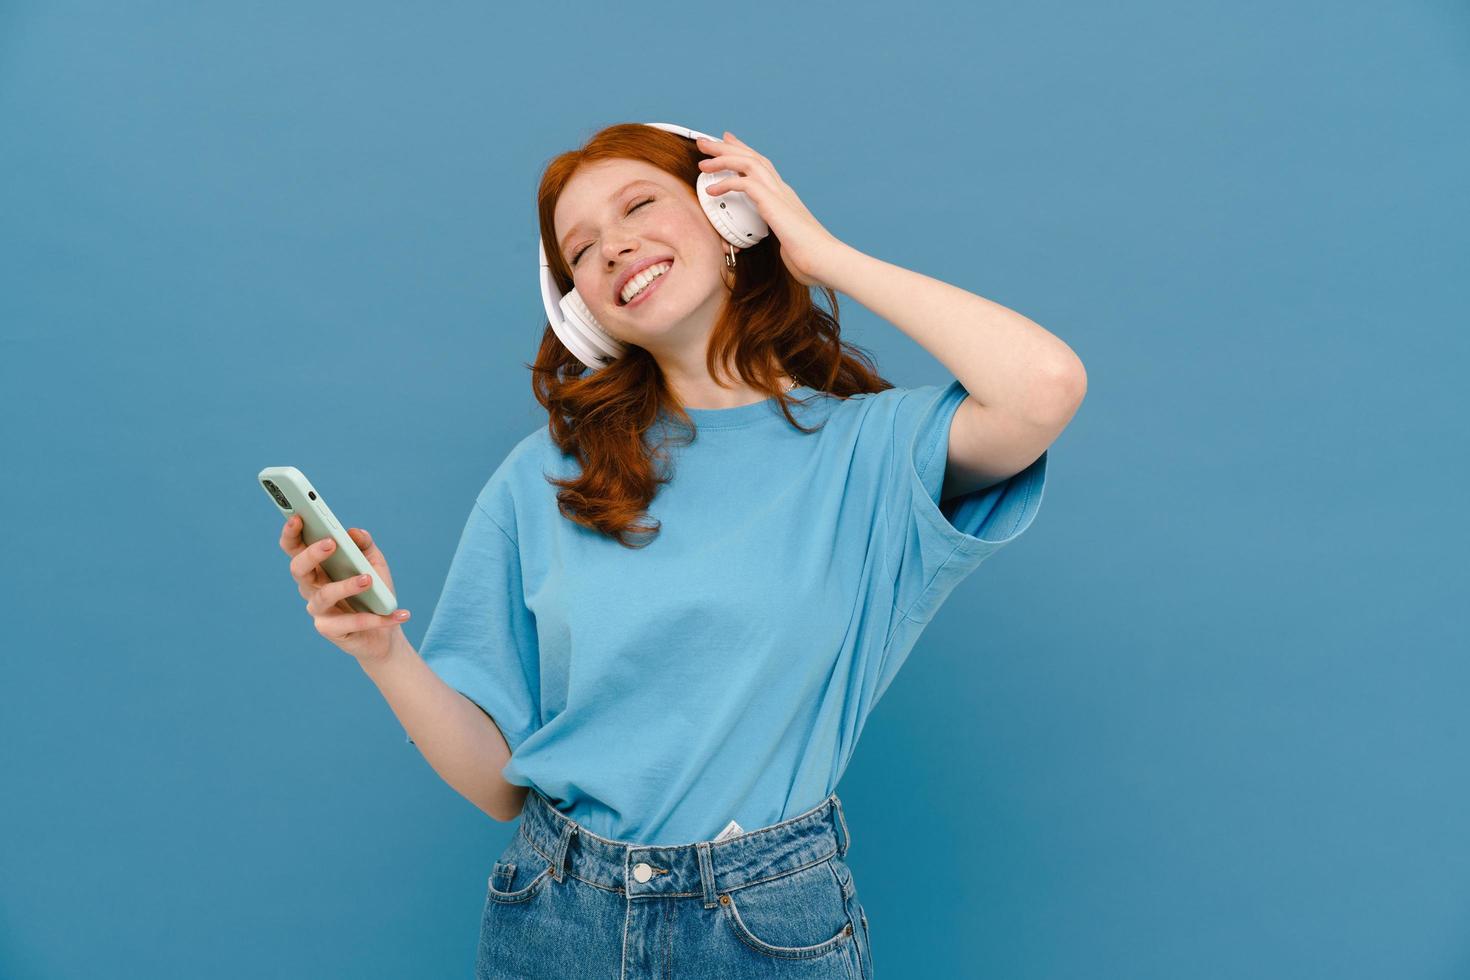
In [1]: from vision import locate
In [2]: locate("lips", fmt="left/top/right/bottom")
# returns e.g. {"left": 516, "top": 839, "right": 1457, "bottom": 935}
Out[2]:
{"left": 621, "top": 263, "right": 671, "bottom": 309}
{"left": 616, "top": 256, "right": 674, "bottom": 306}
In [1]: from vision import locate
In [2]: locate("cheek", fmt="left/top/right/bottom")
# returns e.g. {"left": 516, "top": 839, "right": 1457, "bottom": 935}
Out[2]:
{"left": 651, "top": 214, "right": 693, "bottom": 250}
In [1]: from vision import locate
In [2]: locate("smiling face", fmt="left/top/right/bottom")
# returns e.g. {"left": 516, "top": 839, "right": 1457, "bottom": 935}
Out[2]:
{"left": 553, "top": 157, "right": 737, "bottom": 352}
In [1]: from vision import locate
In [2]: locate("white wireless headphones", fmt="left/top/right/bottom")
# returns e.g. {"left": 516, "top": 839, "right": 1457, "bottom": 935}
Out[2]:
{"left": 537, "top": 122, "right": 771, "bottom": 371}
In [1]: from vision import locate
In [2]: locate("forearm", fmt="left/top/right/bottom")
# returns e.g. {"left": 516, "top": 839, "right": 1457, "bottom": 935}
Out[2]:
{"left": 816, "top": 241, "right": 1085, "bottom": 423}
{"left": 359, "top": 630, "right": 526, "bottom": 822}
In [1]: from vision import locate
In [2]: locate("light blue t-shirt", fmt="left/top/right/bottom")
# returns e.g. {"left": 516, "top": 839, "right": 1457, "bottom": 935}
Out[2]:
{"left": 408, "top": 380, "right": 1048, "bottom": 846}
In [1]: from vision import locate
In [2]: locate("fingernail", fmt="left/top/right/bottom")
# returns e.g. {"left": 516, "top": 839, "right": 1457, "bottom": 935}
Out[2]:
{"left": 357, "top": 574, "right": 370, "bottom": 585}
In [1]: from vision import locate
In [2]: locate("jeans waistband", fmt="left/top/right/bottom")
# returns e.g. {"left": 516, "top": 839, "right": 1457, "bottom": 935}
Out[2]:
{"left": 516, "top": 788, "right": 852, "bottom": 909}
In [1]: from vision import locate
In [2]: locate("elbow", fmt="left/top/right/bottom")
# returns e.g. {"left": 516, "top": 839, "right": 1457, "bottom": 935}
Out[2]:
{"left": 1028, "top": 354, "right": 1087, "bottom": 427}
{"left": 1052, "top": 350, "right": 1088, "bottom": 402}
{"left": 490, "top": 783, "right": 530, "bottom": 824}
{"left": 483, "top": 801, "right": 518, "bottom": 823}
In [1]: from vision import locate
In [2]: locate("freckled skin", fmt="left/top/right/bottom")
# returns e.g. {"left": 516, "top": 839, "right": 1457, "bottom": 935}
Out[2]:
{"left": 553, "top": 157, "right": 794, "bottom": 402}
{"left": 554, "top": 159, "right": 737, "bottom": 351}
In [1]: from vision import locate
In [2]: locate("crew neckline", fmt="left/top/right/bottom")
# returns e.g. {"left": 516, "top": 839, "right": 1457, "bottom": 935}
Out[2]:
{"left": 657, "top": 386, "right": 814, "bottom": 429}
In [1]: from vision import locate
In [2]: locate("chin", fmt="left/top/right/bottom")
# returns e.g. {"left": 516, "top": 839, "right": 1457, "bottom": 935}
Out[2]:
{"left": 615, "top": 280, "right": 718, "bottom": 329}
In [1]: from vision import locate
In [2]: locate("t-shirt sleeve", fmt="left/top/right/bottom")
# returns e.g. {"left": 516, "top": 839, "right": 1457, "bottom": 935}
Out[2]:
{"left": 877, "top": 378, "right": 1049, "bottom": 628}
{"left": 404, "top": 499, "right": 541, "bottom": 755}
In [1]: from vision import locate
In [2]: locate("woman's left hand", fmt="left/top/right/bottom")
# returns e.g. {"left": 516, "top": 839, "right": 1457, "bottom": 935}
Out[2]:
{"left": 697, "top": 132, "right": 845, "bottom": 289}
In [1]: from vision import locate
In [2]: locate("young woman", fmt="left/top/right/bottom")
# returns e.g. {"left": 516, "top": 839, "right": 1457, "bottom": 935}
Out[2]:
{"left": 279, "top": 122, "right": 1085, "bottom": 978}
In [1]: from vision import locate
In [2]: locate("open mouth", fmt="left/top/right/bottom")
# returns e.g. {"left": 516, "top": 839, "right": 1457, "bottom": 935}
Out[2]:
{"left": 618, "top": 260, "right": 673, "bottom": 308}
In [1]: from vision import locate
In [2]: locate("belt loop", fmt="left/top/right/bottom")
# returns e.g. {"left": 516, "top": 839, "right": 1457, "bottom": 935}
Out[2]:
{"left": 549, "top": 817, "right": 576, "bottom": 882}
{"left": 830, "top": 793, "right": 851, "bottom": 858}
{"left": 695, "top": 841, "right": 719, "bottom": 909}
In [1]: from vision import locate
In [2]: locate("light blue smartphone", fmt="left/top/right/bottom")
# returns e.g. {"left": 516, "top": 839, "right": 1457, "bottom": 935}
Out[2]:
{"left": 257, "top": 465, "right": 398, "bottom": 616}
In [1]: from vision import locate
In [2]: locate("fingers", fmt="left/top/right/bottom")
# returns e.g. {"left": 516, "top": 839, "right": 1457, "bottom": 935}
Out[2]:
{"left": 280, "top": 514, "right": 410, "bottom": 640}
{"left": 279, "top": 513, "right": 307, "bottom": 556}
{"left": 723, "top": 132, "right": 771, "bottom": 169}
{"left": 347, "top": 527, "right": 396, "bottom": 593}
{"left": 697, "top": 152, "right": 760, "bottom": 177}
{"left": 347, "top": 527, "right": 381, "bottom": 566}
{"left": 305, "top": 567, "right": 376, "bottom": 617}
{"left": 696, "top": 133, "right": 770, "bottom": 170}
{"left": 282, "top": 516, "right": 398, "bottom": 606}
{"left": 289, "top": 533, "right": 338, "bottom": 588}
{"left": 696, "top": 151, "right": 777, "bottom": 196}
{"left": 306, "top": 566, "right": 412, "bottom": 633}
{"left": 314, "top": 608, "right": 411, "bottom": 639}
{"left": 697, "top": 155, "right": 741, "bottom": 172}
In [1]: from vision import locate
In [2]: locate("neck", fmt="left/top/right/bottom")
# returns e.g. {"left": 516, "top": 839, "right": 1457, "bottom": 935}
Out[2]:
{"left": 665, "top": 373, "right": 797, "bottom": 410}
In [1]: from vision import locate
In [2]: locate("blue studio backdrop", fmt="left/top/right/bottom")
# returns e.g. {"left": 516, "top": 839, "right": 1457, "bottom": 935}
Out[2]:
{"left": 2, "top": 2, "right": 1466, "bottom": 977}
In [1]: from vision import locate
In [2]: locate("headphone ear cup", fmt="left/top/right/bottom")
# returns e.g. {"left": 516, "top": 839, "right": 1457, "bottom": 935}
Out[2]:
{"left": 696, "top": 171, "right": 770, "bottom": 250}
{"left": 541, "top": 240, "right": 624, "bottom": 370}
{"left": 559, "top": 288, "right": 627, "bottom": 366}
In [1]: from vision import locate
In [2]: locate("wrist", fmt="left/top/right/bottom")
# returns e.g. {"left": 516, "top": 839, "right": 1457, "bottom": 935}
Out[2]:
{"left": 814, "top": 239, "right": 866, "bottom": 294}
{"left": 358, "top": 627, "right": 412, "bottom": 674}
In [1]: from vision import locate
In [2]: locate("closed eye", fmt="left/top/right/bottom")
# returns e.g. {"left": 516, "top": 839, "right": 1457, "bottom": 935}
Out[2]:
{"left": 571, "top": 198, "right": 653, "bottom": 266}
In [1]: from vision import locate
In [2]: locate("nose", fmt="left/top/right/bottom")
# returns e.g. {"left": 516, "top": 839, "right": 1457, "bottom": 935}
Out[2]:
{"left": 604, "top": 241, "right": 637, "bottom": 264}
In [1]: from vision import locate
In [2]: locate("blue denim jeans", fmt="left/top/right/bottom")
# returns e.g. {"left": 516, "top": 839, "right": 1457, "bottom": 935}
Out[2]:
{"left": 476, "top": 787, "right": 874, "bottom": 979}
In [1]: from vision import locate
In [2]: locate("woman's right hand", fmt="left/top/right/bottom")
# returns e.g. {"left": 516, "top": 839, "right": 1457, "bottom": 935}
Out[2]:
{"left": 280, "top": 514, "right": 411, "bottom": 664}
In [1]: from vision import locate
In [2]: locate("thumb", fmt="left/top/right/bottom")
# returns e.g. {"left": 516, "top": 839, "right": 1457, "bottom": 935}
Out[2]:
{"left": 348, "top": 527, "right": 383, "bottom": 564}
{"left": 349, "top": 527, "right": 395, "bottom": 587}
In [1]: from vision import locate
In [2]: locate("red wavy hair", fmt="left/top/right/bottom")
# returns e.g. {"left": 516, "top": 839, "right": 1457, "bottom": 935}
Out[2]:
{"left": 529, "top": 122, "right": 893, "bottom": 548}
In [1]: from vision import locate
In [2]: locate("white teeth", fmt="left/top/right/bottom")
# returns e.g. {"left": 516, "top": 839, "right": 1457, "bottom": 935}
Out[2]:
{"left": 620, "top": 262, "right": 671, "bottom": 304}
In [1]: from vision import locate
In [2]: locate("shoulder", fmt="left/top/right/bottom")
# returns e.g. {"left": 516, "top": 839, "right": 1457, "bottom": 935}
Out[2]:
{"left": 492, "top": 423, "right": 572, "bottom": 484}
{"left": 506, "top": 423, "right": 559, "bottom": 469}
{"left": 822, "top": 382, "right": 955, "bottom": 432}
{"left": 472, "top": 423, "right": 567, "bottom": 531}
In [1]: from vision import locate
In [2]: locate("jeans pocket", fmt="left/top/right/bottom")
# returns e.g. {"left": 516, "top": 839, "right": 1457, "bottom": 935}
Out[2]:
{"left": 720, "top": 857, "right": 855, "bottom": 960}
{"left": 485, "top": 828, "right": 553, "bottom": 905}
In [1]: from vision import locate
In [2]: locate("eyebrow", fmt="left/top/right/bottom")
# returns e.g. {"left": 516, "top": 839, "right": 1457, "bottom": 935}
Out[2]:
{"left": 559, "top": 180, "right": 661, "bottom": 259}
